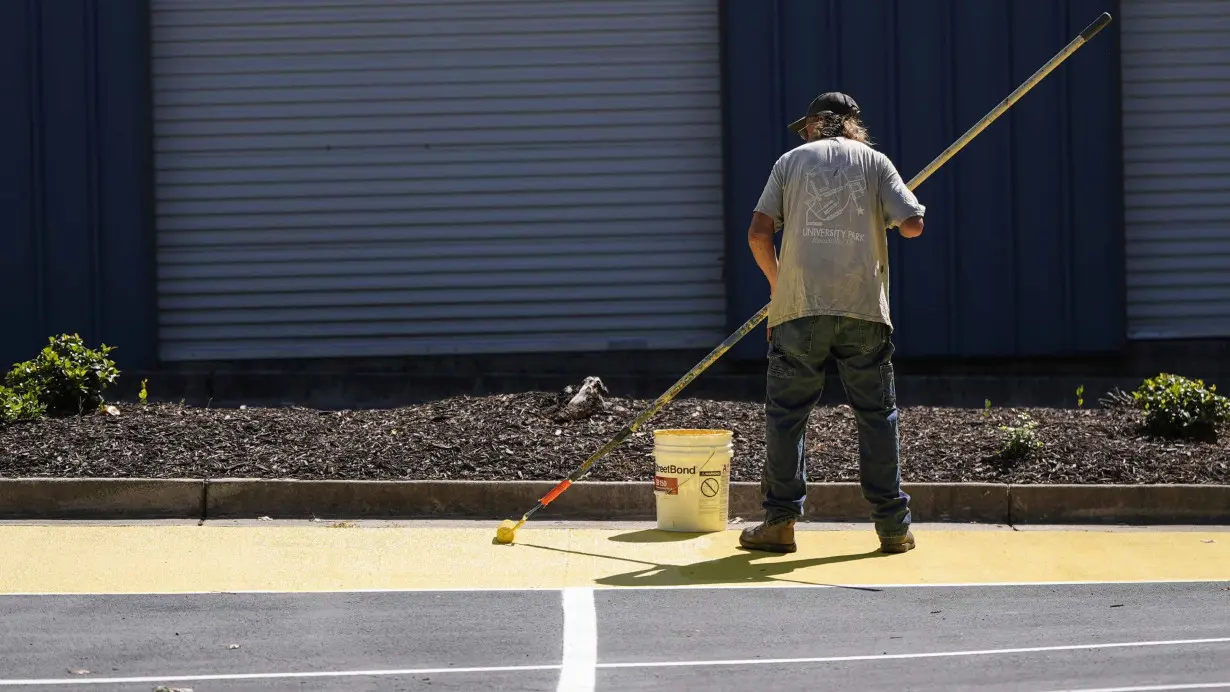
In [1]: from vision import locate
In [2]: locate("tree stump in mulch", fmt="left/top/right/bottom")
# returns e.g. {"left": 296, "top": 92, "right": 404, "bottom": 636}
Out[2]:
{"left": 553, "top": 376, "right": 608, "bottom": 422}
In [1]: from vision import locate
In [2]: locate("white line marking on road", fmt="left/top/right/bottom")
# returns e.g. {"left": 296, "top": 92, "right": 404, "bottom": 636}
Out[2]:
{"left": 0, "top": 665, "right": 562, "bottom": 687}
{"left": 2, "top": 578, "right": 1225, "bottom": 596}
{"left": 594, "top": 637, "right": 1230, "bottom": 669}
{"left": 558, "top": 587, "right": 597, "bottom": 692}
{"left": 1038, "top": 684, "right": 1230, "bottom": 692}
{"left": 1, "top": 638, "right": 1225, "bottom": 687}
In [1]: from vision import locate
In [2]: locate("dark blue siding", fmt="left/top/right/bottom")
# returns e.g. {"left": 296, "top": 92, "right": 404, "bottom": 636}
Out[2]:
{"left": 0, "top": 0, "right": 155, "bottom": 370}
{"left": 721, "top": 0, "right": 1125, "bottom": 359}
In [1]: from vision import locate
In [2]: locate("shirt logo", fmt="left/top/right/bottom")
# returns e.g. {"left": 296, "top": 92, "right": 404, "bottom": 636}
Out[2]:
{"left": 803, "top": 227, "right": 866, "bottom": 244}
{"left": 805, "top": 165, "right": 867, "bottom": 223}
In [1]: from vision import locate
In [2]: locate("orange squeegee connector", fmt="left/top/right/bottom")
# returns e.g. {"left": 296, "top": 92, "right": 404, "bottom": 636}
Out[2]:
{"left": 540, "top": 480, "right": 572, "bottom": 506}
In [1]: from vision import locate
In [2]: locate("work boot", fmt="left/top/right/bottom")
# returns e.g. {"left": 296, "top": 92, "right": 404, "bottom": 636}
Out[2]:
{"left": 739, "top": 517, "right": 797, "bottom": 553}
{"left": 879, "top": 530, "right": 915, "bottom": 554}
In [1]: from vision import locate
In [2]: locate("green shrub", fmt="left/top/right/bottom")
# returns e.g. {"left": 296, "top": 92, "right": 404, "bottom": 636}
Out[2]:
{"left": 4, "top": 334, "right": 120, "bottom": 417}
{"left": 1132, "top": 373, "right": 1230, "bottom": 439}
{"left": 0, "top": 385, "right": 46, "bottom": 423}
{"left": 999, "top": 413, "right": 1042, "bottom": 461}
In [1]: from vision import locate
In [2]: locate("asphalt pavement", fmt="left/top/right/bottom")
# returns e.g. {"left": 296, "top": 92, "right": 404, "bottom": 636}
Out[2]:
{"left": 1, "top": 583, "right": 1228, "bottom": 690}
{"left": 0, "top": 521, "right": 1227, "bottom": 691}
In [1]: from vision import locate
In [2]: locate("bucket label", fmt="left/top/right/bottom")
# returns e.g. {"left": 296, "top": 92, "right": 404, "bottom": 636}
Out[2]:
{"left": 698, "top": 463, "right": 728, "bottom": 512}
{"left": 655, "top": 464, "right": 696, "bottom": 475}
{"left": 653, "top": 476, "right": 679, "bottom": 495}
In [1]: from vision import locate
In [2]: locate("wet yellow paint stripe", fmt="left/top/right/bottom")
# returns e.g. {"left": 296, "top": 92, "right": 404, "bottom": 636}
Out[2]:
{"left": 0, "top": 525, "right": 1226, "bottom": 594}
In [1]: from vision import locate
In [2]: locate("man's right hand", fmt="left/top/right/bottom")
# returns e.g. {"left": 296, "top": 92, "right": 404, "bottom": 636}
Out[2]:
{"left": 899, "top": 215, "right": 924, "bottom": 238}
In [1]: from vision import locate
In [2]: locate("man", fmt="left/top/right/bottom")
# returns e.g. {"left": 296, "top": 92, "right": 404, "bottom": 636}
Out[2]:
{"left": 739, "top": 92, "right": 925, "bottom": 555}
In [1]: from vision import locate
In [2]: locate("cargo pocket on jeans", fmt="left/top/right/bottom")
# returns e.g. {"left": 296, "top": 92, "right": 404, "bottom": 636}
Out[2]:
{"left": 879, "top": 361, "right": 897, "bottom": 409}
{"left": 767, "top": 350, "right": 795, "bottom": 378}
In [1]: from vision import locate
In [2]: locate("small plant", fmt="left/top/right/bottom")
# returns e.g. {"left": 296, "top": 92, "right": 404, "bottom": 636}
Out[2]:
{"left": 139, "top": 379, "right": 149, "bottom": 405}
{"left": 983, "top": 399, "right": 992, "bottom": 418}
{"left": 1076, "top": 384, "right": 1085, "bottom": 408}
{"left": 999, "top": 413, "right": 1042, "bottom": 461}
{"left": 1131, "top": 373, "right": 1230, "bottom": 439}
{"left": 0, "top": 385, "right": 47, "bottom": 423}
{"left": 3, "top": 334, "right": 120, "bottom": 417}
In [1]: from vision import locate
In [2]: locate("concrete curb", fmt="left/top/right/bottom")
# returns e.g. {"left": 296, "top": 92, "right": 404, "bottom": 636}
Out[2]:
{"left": 1010, "top": 484, "right": 1230, "bottom": 524}
{"left": 205, "top": 480, "right": 999, "bottom": 523}
{"left": 0, "top": 479, "right": 1227, "bottom": 524}
{"left": 206, "top": 479, "right": 659, "bottom": 520}
{"left": 0, "top": 478, "right": 204, "bottom": 519}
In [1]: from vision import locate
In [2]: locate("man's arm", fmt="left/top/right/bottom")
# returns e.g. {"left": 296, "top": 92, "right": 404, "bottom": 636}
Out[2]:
{"left": 877, "top": 153, "right": 926, "bottom": 237}
{"left": 747, "top": 211, "right": 779, "bottom": 296}
{"left": 750, "top": 154, "right": 786, "bottom": 340}
{"left": 749, "top": 155, "right": 785, "bottom": 295}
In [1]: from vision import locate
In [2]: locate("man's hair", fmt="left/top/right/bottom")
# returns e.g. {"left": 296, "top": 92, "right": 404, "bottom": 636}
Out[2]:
{"left": 806, "top": 112, "right": 873, "bottom": 145}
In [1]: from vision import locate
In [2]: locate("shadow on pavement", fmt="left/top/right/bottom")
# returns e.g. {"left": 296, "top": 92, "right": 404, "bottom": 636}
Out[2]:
{"left": 516, "top": 530, "right": 888, "bottom": 591}
{"left": 606, "top": 529, "right": 711, "bottom": 543}
{"left": 593, "top": 549, "right": 888, "bottom": 588}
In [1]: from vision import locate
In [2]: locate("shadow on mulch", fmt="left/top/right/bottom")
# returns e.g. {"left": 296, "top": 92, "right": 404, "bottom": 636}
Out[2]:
{"left": 0, "top": 392, "right": 1226, "bottom": 485}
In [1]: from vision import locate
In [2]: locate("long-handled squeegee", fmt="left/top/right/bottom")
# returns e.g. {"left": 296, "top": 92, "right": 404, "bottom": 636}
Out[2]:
{"left": 495, "top": 11, "right": 1113, "bottom": 545}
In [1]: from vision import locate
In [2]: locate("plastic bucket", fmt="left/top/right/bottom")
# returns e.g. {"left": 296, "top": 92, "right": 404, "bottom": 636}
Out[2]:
{"left": 651, "top": 429, "right": 732, "bottom": 533}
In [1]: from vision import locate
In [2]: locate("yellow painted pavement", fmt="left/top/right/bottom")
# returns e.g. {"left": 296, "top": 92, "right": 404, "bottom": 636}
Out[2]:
{"left": 2, "top": 524, "right": 1228, "bottom": 594}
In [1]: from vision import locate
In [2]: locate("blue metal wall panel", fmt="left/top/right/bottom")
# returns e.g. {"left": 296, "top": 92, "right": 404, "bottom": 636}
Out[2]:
{"left": 721, "top": 0, "right": 1125, "bottom": 359}
{"left": 0, "top": 0, "right": 155, "bottom": 371}
{"left": 0, "top": 3, "right": 39, "bottom": 362}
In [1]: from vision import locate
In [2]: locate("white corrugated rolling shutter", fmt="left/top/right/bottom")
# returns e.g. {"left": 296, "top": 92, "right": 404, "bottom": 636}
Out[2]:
{"left": 150, "top": 0, "right": 725, "bottom": 361}
{"left": 1121, "top": 0, "right": 1230, "bottom": 339}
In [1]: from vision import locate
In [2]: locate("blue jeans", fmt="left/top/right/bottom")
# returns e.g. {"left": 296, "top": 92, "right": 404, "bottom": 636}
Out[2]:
{"left": 762, "top": 314, "right": 911, "bottom": 538}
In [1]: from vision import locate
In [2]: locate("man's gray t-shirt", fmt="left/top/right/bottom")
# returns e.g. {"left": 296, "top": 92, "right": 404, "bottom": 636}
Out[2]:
{"left": 754, "top": 137, "right": 925, "bottom": 331}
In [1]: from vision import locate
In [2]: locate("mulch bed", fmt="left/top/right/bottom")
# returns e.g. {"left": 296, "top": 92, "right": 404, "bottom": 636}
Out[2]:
{"left": 1, "top": 387, "right": 1227, "bottom": 485}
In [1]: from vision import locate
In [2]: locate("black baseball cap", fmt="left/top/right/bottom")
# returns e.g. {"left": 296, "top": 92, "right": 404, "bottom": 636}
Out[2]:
{"left": 787, "top": 92, "right": 860, "bottom": 139}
